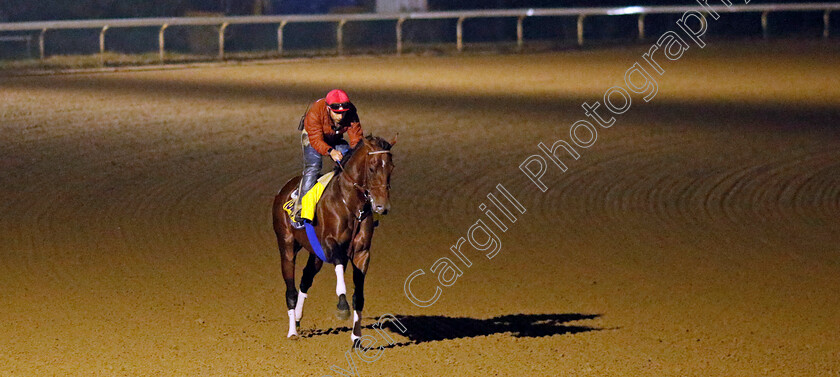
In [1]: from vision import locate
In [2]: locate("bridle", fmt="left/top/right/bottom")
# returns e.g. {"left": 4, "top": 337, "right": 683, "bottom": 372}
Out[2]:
{"left": 335, "top": 147, "right": 391, "bottom": 223}
{"left": 338, "top": 148, "right": 392, "bottom": 202}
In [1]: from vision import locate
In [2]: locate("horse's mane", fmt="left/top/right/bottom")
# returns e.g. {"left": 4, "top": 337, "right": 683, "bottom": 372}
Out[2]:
{"left": 364, "top": 135, "right": 394, "bottom": 151}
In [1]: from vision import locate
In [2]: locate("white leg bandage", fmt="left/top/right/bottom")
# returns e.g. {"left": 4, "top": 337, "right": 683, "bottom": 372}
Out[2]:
{"left": 351, "top": 310, "right": 362, "bottom": 341}
{"left": 335, "top": 264, "right": 347, "bottom": 297}
{"left": 287, "top": 309, "right": 298, "bottom": 338}
{"left": 295, "top": 291, "right": 307, "bottom": 321}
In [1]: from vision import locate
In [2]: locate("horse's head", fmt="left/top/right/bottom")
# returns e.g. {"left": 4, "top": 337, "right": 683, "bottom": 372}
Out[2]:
{"left": 358, "top": 134, "right": 396, "bottom": 215}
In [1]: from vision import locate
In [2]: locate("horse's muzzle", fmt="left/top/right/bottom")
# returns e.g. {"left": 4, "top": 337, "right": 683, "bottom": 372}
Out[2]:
{"left": 373, "top": 204, "right": 389, "bottom": 215}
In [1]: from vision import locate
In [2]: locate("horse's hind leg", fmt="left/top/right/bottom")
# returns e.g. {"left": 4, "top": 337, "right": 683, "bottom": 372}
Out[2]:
{"left": 296, "top": 253, "right": 323, "bottom": 326}
{"left": 280, "top": 239, "right": 299, "bottom": 338}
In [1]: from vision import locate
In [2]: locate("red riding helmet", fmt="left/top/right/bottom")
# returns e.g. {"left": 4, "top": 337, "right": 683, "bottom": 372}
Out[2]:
{"left": 325, "top": 89, "right": 351, "bottom": 113}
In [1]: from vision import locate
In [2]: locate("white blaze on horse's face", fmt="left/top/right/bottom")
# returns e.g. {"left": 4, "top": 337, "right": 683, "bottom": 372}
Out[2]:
{"left": 367, "top": 149, "right": 393, "bottom": 215}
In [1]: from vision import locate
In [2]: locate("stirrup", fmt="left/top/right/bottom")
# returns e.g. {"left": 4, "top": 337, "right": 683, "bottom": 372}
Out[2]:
{"left": 290, "top": 211, "right": 305, "bottom": 229}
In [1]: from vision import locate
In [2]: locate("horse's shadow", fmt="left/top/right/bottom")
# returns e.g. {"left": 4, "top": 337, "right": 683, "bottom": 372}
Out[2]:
{"left": 301, "top": 313, "right": 601, "bottom": 347}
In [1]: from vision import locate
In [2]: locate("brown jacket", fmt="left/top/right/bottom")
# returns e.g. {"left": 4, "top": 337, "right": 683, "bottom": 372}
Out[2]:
{"left": 303, "top": 98, "right": 363, "bottom": 156}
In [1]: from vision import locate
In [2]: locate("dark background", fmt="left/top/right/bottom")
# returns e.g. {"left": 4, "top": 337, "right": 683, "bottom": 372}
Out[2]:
{"left": 0, "top": 1, "right": 833, "bottom": 60}
{"left": 0, "top": 0, "right": 828, "bottom": 21}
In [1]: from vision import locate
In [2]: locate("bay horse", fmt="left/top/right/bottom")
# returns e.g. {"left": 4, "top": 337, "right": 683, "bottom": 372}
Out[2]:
{"left": 272, "top": 135, "right": 395, "bottom": 342}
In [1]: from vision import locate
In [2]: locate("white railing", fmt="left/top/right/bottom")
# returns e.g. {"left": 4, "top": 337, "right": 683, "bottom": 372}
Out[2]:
{"left": 0, "top": 3, "right": 836, "bottom": 63}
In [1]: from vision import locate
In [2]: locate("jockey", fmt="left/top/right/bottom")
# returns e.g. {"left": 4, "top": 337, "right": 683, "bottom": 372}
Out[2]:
{"left": 293, "top": 89, "right": 363, "bottom": 223}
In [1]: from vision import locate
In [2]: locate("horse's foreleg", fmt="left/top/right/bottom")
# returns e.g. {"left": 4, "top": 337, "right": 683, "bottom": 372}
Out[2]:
{"left": 280, "top": 242, "right": 299, "bottom": 338}
{"left": 351, "top": 261, "right": 367, "bottom": 344}
{"left": 335, "top": 263, "right": 351, "bottom": 320}
{"left": 348, "top": 217, "right": 373, "bottom": 345}
{"left": 296, "top": 253, "right": 323, "bottom": 325}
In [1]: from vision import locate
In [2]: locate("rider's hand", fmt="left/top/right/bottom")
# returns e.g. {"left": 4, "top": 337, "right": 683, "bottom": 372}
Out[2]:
{"left": 329, "top": 148, "right": 343, "bottom": 162}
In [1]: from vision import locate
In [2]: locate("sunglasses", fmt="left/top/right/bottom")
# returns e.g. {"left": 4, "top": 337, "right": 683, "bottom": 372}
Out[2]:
{"left": 328, "top": 102, "right": 351, "bottom": 112}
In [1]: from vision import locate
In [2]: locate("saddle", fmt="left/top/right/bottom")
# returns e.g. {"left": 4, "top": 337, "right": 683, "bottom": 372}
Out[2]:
{"left": 283, "top": 171, "right": 336, "bottom": 223}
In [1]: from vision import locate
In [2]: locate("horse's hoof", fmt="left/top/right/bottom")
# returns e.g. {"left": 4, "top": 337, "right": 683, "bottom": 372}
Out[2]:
{"left": 352, "top": 338, "right": 362, "bottom": 349}
{"left": 296, "top": 320, "right": 301, "bottom": 327}
{"left": 336, "top": 294, "right": 351, "bottom": 320}
{"left": 287, "top": 333, "right": 299, "bottom": 340}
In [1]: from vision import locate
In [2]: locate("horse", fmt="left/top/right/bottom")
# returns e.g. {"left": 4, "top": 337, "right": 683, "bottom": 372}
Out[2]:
{"left": 272, "top": 134, "right": 395, "bottom": 343}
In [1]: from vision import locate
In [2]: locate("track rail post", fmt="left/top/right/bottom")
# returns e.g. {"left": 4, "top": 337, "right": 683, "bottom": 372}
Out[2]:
{"left": 219, "top": 22, "right": 229, "bottom": 60}
{"left": 517, "top": 15, "right": 525, "bottom": 51}
{"left": 577, "top": 14, "right": 586, "bottom": 46}
{"left": 761, "top": 11, "right": 769, "bottom": 39}
{"left": 39, "top": 28, "right": 47, "bottom": 60}
{"left": 396, "top": 17, "right": 406, "bottom": 55}
{"left": 277, "top": 20, "right": 287, "bottom": 54}
{"left": 99, "top": 25, "right": 109, "bottom": 65}
{"left": 638, "top": 14, "right": 646, "bottom": 40}
{"left": 825, "top": 10, "right": 832, "bottom": 38}
{"left": 159, "top": 24, "right": 169, "bottom": 63}
{"left": 337, "top": 19, "right": 346, "bottom": 55}
{"left": 457, "top": 16, "right": 466, "bottom": 52}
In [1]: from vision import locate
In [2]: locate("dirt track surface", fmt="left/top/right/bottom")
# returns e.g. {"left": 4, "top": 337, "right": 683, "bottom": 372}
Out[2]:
{"left": 1, "top": 39, "right": 839, "bottom": 376}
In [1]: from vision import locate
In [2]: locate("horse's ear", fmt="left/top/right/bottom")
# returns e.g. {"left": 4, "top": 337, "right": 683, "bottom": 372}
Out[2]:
{"left": 388, "top": 133, "right": 399, "bottom": 149}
